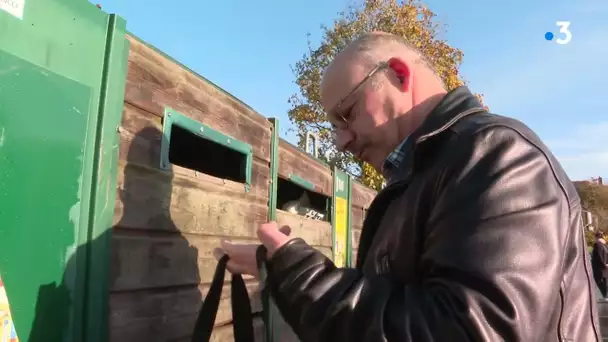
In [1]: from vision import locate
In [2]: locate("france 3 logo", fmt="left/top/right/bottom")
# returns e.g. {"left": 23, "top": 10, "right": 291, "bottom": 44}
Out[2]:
{"left": 545, "top": 21, "right": 572, "bottom": 45}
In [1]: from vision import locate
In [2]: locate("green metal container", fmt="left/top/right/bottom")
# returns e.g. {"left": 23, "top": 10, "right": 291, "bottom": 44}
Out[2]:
{"left": 0, "top": 1, "right": 129, "bottom": 341}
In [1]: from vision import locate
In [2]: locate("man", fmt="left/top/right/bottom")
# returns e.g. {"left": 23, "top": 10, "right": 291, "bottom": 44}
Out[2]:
{"left": 592, "top": 231, "right": 608, "bottom": 299}
{"left": 217, "top": 32, "right": 601, "bottom": 341}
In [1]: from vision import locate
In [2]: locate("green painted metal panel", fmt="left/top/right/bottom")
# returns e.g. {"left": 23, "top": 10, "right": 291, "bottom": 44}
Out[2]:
{"left": 0, "top": 50, "right": 92, "bottom": 342}
{"left": 0, "top": 0, "right": 114, "bottom": 88}
{"left": 0, "top": 1, "right": 129, "bottom": 341}
{"left": 287, "top": 173, "right": 315, "bottom": 191}
{"left": 332, "top": 167, "right": 352, "bottom": 267}
{"left": 268, "top": 119, "right": 279, "bottom": 222}
{"left": 160, "top": 107, "right": 254, "bottom": 192}
{"left": 265, "top": 118, "right": 280, "bottom": 341}
{"left": 346, "top": 176, "right": 353, "bottom": 267}
{"left": 84, "top": 14, "right": 129, "bottom": 342}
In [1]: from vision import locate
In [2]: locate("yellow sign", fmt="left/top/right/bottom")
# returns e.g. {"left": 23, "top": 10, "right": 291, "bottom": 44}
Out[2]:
{"left": 334, "top": 197, "right": 348, "bottom": 267}
{"left": 0, "top": 278, "right": 19, "bottom": 342}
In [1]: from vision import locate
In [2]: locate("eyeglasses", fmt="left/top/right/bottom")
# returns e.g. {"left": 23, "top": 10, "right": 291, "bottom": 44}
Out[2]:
{"left": 329, "top": 61, "right": 389, "bottom": 135}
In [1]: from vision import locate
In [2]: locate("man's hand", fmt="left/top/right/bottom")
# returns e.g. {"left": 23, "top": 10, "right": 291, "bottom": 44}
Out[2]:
{"left": 214, "top": 222, "right": 291, "bottom": 277}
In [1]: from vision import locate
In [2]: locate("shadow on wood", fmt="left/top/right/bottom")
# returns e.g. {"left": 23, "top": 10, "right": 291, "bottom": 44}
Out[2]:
{"left": 110, "top": 126, "right": 202, "bottom": 342}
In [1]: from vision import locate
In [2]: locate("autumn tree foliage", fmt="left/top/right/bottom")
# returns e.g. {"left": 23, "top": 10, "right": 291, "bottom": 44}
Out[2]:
{"left": 288, "top": 0, "right": 483, "bottom": 190}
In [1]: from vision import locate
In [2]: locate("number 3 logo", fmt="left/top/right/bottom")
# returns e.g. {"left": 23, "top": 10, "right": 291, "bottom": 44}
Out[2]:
{"left": 556, "top": 21, "right": 572, "bottom": 45}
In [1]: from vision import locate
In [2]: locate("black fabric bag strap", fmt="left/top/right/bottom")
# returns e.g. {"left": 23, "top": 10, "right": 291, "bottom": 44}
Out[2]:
{"left": 191, "top": 255, "right": 255, "bottom": 342}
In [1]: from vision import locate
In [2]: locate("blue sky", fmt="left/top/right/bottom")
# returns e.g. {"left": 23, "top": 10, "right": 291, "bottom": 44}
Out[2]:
{"left": 97, "top": 0, "right": 607, "bottom": 181}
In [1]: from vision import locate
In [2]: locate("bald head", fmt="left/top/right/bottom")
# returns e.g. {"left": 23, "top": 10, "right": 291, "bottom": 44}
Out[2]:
{"left": 319, "top": 31, "right": 447, "bottom": 171}
{"left": 329, "top": 33, "right": 430, "bottom": 73}
{"left": 322, "top": 32, "right": 439, "bottom": 107}
{"left": 343, "top": 32, "right": 430, "bottom": 67}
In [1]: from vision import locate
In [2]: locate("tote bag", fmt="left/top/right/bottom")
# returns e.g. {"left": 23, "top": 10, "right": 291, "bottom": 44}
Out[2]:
{"left": 191, "top": 247, "right": 269, "bottom": 342}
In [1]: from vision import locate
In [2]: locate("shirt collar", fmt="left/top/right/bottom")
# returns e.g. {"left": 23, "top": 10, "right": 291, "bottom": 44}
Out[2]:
{"left": 378, "top": 86, "right": 486, "bottom": 185}
{"left": 382, "top": 136, "right": 409, "bottom": 180}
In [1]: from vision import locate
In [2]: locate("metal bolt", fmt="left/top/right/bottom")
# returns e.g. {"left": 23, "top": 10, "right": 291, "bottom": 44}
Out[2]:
{"left": 167, "top": 113, "right": 172, "bottom": 117}
{"left": 116, "top": 126, "right": 123, "bottom": 133}
{"left": 227, "top": 139, "right": 231, "bottom": 144}
{"left": 200, "top": 127, "right": 204, "bottom": 133}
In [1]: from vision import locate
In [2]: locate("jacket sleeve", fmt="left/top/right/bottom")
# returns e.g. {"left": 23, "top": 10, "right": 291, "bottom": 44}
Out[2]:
{"left": 264, "top": 127, "right": 569, "bottom": 342}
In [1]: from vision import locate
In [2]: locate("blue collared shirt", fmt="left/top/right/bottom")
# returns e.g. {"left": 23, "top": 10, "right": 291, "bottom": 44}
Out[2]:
{"left": 381, "top": 136, "right": 409, "bottom": 183}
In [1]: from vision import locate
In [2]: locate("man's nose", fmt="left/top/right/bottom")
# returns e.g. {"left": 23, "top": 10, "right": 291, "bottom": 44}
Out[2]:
{"left": 335, "top": 129, "right": 354, "bottom": 152}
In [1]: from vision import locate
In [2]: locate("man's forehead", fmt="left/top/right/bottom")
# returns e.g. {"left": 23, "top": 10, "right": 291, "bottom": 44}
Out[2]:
{"left": 322, "top": 56, "right": 365, "bottom": 110}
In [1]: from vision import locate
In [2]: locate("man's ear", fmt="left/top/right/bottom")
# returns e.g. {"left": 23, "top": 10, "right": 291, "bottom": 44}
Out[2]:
{"left": 387, "top": 57, "right": 411, "bottom": 92}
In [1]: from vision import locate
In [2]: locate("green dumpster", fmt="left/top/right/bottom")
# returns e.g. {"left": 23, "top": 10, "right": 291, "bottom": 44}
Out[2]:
{"left": 0, "top": 0, "right": 129, "bottom": 341}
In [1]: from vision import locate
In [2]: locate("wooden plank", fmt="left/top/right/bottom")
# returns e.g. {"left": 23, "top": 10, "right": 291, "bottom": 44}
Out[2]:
{"left": 351, "top": 181, "right": 376, "bottom": 210}
{"left": 125, "top": 35, "right": 269, "bottom": 128}
{"left": 351, "top": 227, "right": 362, "bottom": 250}
{"left": 351, "top": 201, "right": 367, "bottom": 266}
{"left": 278, "top": 139, "right": 332, "bottom": 196}
{"left": 110, "top": 282, "right": 261, "bottom": 333}
{"left": 115, "top": 35, "right": 314, "bottom": 342}
{"left": 110, "top": 313, "right": 265, "bottom": 342}
{"left": 111, "top": 212, "right": 332, "bottom": 287}
{"left": 114, "top": 162, "right": 339, "bottom": 250}
{"left": 276, "top": 210, "right": 332, "bottom": 249}
{"left": 117, "top": 103, "right": 270, "bottom": 201}
{"left": 118, "top": 129, "right": 270, "bottom": 201}
{"left": 351, "top": 205, "right": 365, "bottom": 230}
{"left": 109, "top": 314, "right": 198, "bottom": 342}
{"left": 120, "top": 102, "right": 270, "bottom": 165}
{"left": 114, "top": 161, "right": 269, "bottom": 236}
{"left": 351, "top": 182, "right": 374, "bottom": 267}
{"left": 209, "top": 319, "right": 266, "bottom": 342}
{"left": 110, "top": 230, "right": 262, "bottom": 291}
{"left": 352, "top": 250, "right": 359, "bottom": 266}
{"left": 117, "top": 127, "right": 270, "bottom": 201}
{"left": 110, "top": 157, "right": 270, "bottom": 340}
{"left": 351, "top": 227, "right": 362, "bottom": 266}
{"left": 123, "top": 36, "right": 271, "bottom": 164}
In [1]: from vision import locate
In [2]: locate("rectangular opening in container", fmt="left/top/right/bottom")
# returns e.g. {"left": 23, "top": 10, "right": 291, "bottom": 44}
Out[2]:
{"left": 169, "top": 125, "right": 246, "bottom": 182}
{"left": 161, "top": 108, "right": 253, "bottom": 190}
{"left": 276, "top": 177, "right": 331, "bottom": 222}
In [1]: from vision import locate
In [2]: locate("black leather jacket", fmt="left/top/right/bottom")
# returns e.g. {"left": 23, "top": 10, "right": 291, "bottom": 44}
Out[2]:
{"left": 265, "top": 87, "right": 602, "bottom": 341}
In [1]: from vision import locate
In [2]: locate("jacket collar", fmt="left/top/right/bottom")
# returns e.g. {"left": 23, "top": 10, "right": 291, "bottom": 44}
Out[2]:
{"left": 388, "top": 86, "right": 486, "bottom": 184}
